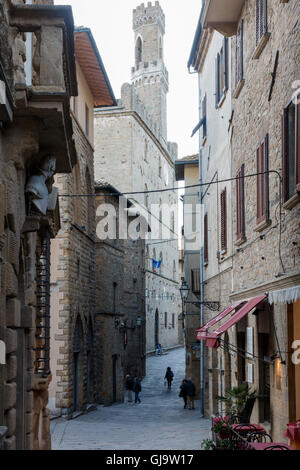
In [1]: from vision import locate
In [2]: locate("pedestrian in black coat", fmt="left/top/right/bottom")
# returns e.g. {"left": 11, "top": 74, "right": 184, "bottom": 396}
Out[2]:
{"left": 179, "top": 379, "right": 188, "bottom": 408}
{"left": 164, "top": 367, "right": 174, "bottom": 390}
{"left": 185, "top": 379, "right": 196, "bottom": 410}
{"left": 133, "top": 377, "right": 141, "bottom": 404}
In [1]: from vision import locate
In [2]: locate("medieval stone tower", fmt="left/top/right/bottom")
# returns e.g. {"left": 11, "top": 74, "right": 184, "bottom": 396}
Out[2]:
{"left": 94, "top": 2, "right": 181, "bottom": 355}
{"left": 132, "top": 2, "right": 168, "bottom": 142}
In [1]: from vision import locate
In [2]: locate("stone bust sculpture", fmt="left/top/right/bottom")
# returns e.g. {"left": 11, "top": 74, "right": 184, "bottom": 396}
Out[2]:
{"left": 25, "top": 155, "right": 56, "bottom": 215}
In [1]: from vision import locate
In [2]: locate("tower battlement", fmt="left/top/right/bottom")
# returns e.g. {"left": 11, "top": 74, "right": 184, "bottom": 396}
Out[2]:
{"left": 133, "top": 2, "right": 165, "bottom": 34}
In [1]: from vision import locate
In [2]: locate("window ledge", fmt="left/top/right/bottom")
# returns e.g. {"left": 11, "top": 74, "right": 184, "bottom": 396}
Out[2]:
{"left": 204, "top": 262, "right": 208, "bottom": 267}
{"left": 235, "top": 236, "right": 247, "bottom": 247}
{"left": 233, "top": 79, "right": 245, "bottom": 99}
{"left": 217, "top": 92, "right": 227, "bottom": 109}
{"left": 255, "top": 218, "right": 272, "bottom": 232}
{"left": 252, "top": 32, "right": 271, "bottom": 60}
{"left": 283, "top": 193, "right": 300, "bottom": 210}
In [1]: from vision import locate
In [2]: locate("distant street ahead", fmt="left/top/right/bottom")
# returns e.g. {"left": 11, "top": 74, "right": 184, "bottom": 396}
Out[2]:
{"left": 50, "top": 348, "right": 210, "bottom": 450}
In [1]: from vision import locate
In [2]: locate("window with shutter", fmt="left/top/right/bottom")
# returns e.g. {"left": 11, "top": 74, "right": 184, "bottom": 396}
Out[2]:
{"left": 282, "top": 96, "right": 300, "bottom": 203}
{"left": 256, "top": 0, "right": 268, "bottom": 45}
{"left": 202, "top": 94, "right": 207, "bottom": 139}
{"left": 191, "top": 269, "right": 200, "bottom": 294}
{"left": 221, "top": 188, "right": 227, "bottom": 252}
{"left": 204, "top": 213, "right": 208, "bottom": 264}
{"left": 236, "top": 165, "right": 245, "bottom": 241}
{"left": 215, "top": 37, "right": 229, "bottom": 108}
{"left": 256, "top": 135, "right": 270, "bottom": 224}
{"left": 235, "top": 20, "right": 244, "bottom": 88}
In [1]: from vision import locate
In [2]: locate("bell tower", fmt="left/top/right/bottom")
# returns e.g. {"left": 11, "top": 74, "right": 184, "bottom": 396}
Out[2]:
{"left": 132, "top": 2, "right": 169, "bottom": 142}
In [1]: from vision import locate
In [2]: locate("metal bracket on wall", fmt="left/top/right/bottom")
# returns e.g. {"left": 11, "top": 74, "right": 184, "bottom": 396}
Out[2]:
{"left": 185, "top": 300, "right": 221, "bottom": 311}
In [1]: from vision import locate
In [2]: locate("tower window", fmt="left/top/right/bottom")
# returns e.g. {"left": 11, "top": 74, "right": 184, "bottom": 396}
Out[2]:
{"left": 136, "top": 37, "right": 142, "bottom": 66}
{"left": 159, "top": 37, "right": 163, "bottom": 60}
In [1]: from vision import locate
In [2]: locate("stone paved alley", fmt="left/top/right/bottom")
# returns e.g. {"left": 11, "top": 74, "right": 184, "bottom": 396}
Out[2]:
{"left": 50, "top": 348, "right": 211, "bottom": 450}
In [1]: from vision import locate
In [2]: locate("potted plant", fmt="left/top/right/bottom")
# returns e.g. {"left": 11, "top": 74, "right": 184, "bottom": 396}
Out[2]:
{"left": 200, "top": 438, "right": 215, "bottom": 450}
{"left": 212, "top": 416, "right": 232, "bottom": 439}
{"left": 217, "top": 382, "right": 257, "bottom": 418}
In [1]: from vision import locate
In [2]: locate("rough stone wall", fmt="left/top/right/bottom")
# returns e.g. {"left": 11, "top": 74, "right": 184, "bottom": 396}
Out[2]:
{"left": 94, "top": 192, "right": 146, "bottom": 405}
{"left": 49, "top": 114, "right": 96, "bottom": 415}
{"left": 94, "top": 85, "right": 180, "bottom": 355}
{"left": 231, "top": 0, "right": 300, "bottom": 292}
{"left": 227, "top": 0, "right": 300, "bottom": 438}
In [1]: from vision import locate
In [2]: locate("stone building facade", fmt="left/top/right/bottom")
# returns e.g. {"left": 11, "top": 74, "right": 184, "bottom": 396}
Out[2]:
{"left": 94, "top": 2, "right": 181, "bottom": 356}
{"left": 49, "top": 28, "right": 116, "bottom": 416}
{"left": 94, "top": 184, "right": 146, "bottom": 405}
{"left": 0, "top": 0, "right": 77, "bottom": 450}
{"left": 188, "top": 0, "right": 300, "bottom": 442}
{"left": 175, "top": 156, "right": 201, "bottom": 396}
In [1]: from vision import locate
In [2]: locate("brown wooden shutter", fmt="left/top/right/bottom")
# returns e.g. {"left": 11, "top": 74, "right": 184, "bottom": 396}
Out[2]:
{"left": 295, "top": 95, "right": 300, "bottom": 192}
{"left": 282, "top": 109, "right": 288, "bottom": 202}
{"left": 204, "top": 213, "right": 208, "bottom": 263}
{"left": 221, "top": 188, "right": 227, "bottom": 251}
{"left": 236, "top": 168, "right": 242, "bottom": 239}
{"left": 236, "top": 165, "right": 245, "bottom": 240}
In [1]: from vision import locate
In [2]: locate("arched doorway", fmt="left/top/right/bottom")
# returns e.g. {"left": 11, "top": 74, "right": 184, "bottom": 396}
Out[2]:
{"left": 154, "top": 309, "right": 159, "bottom": 348}
{"left": 86, "top": 321, "right": 94, "bottom": 403}
{"left": 73, "top": 316, "right": 84, "bottom": 412}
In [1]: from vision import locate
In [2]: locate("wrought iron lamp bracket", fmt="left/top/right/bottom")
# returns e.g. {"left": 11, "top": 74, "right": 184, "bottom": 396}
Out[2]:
{"left": 185, "top": 300, "right": 221, "bottom": 311}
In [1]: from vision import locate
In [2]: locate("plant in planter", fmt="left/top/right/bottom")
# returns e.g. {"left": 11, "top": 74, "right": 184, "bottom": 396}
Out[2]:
{"left": 217, "top": 382, "right": 257, "bottom": 418}
{"left": 211, "top": 416, "right": 232, "bottom": 439}
{"left": 200, "top": 438, "right": 215, "bottom": 450}
{"left": 214, "top": 438, "right": 232, "bottom": 450}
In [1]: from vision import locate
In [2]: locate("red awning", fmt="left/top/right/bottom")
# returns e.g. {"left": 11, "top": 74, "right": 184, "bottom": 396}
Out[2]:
{"left": 201, "top": 294, "right": 267, "bottom": 348}
{"left": 197, "top": 301, "right": 245, "bottom": 341}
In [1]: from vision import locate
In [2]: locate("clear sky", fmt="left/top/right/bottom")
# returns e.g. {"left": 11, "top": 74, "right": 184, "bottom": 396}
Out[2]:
{"left": 54, "top": 0, "right": 202, "bottom": 158}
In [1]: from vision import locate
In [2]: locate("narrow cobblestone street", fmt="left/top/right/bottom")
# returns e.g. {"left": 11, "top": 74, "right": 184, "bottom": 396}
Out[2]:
{"left": 50, "top": 348, "right": 211, "bottom": 450}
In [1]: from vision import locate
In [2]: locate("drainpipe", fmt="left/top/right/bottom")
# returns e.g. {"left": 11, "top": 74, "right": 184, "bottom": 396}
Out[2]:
{"left": 198, "top": 72, "right": 205, "bottom": 418}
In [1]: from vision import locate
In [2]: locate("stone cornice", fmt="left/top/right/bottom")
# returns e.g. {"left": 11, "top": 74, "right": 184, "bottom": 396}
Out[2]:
{"left": 94, "top": 109, "right": 174, "bottom": 168}
{"left": 230, "top": 271, "right": 300, "bottom": 302}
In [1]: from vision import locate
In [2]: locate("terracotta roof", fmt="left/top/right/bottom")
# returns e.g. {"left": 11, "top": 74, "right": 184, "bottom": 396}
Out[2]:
{"left": 177, "top": 154, "right": 199, "bottom": 163}
{"left": 74, "top": 28, "right": 116, "bottom": 107}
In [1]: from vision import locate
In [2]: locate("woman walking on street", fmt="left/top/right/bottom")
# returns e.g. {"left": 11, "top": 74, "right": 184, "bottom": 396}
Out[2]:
{"left": 179, "top": 379, "right": 188, "bottom": 409}
{"left": 165, "top": 367, "right": 174, "bottom": 390}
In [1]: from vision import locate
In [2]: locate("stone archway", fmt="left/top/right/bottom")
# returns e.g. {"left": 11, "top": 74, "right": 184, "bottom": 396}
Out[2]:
{"left": 73, "top": 316, "right": 84, "bottom": 412}
{"left": 86, "top": 320, "right": 94, "bottom": 404}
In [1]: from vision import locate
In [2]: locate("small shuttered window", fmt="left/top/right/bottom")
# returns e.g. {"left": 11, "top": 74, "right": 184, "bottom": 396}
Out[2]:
{"left": 236, "top": 165, "right": 245, "bottom": 240}
{"left": 236, "top": 20, "right": 244, "bottom": 87}
{"left": 221, "top": 188, "right": 227, "bottom": 251}
{"left": 164, "top": 312, "right": 168, "bottom": 328}
{"left": 202, "top": 94, "right": 207, "bottom": 139}
{"left": 282, "top": 95, "right": 300, "bottom": 202}
{"left": 204, "top": 213, "right": 208, "bottom": 264}
{"left": 256, "top": 134, "right": 270, "bottom": 224}
{"left": 256, "top": 0, "right": 268, "bottom": 45}
{"left": 191, "top": 269, "right": 200, "bottom": 294}
{"left": 215, "top": 37, "right": 229, "bottom": 108}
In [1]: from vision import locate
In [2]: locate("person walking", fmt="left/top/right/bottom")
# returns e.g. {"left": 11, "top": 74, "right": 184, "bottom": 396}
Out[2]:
{"left": 165, "top": 367, "right": 174, "bottom": 390}
{"left": 125, "top": 374, "right": 134, "bottom": 403}
{"left": 179, "top": 379, "right": 188, "bottom": 409}
{"left": 133, "top": 376, "right": 142, "bottom": 404}
{"left": 185, "top": 378, "right": 196, "bottom": 409}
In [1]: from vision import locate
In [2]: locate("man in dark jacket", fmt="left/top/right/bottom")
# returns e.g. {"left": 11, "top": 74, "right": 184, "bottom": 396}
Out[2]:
{"left": 125, "top": 374, "right": 134, "bottom": 403}
{"left": 133, "top": 377, "right": 141, "bottom": 404}
{"left": 185, "top": 379, "right": 196, "bottom": 410}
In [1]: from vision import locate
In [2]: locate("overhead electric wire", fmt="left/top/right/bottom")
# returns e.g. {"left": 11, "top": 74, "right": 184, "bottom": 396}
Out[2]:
{"left": 57, "top": 170, "right": 282, "bottom": 198}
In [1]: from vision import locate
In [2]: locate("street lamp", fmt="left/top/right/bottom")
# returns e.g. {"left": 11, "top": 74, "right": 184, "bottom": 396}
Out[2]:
{"left": 179, "top": 280, "right": 189, "bottom": 303}
{"left": 179, "top": 280, "right": 189, "bottom": 345}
